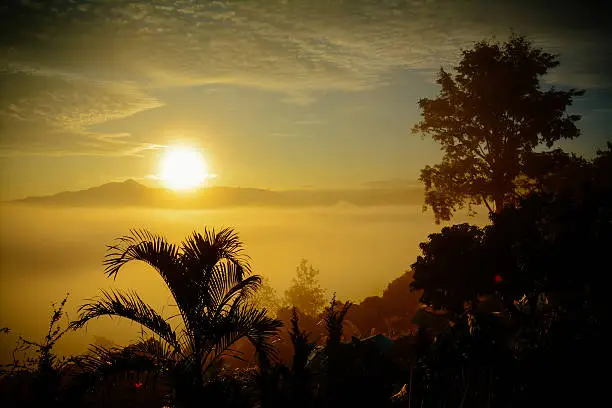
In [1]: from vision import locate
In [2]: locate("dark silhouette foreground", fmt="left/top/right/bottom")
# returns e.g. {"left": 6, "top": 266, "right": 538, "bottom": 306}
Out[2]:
{"left": 2, "top": 143, "right": 609, "bottom": 406}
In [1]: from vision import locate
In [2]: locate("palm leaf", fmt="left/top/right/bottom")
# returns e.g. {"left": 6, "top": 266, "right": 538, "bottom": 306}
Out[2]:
{"left": 75, "top": 344, "right": 160, "bottom": 375}
{"left": 67, "top": 343, "right": 166, "bottom": 399}
{"left": 70, "top": 289, "right": 178, "bottom": 350}
{"left": 208, "top": 227, "right": 252, "bottom": 273}
{"left": 104, "top": 229, "right": 181, "bottom": 280}
{"left": 206, "top": 264, "right": 262, "bottom": 317}
{"left": 126, "top": 336, "right": 178, "bottom": 364}
{"left": 178, "top": 228, "right": 254, "bottom": 329}
{"left": 103, "top": 229, "right": 193, "bottom": 315}
{"left": 212, "top": 304, "right": 282, "bottom": 365}
{"left": 180, "top": 228, "right": 251, "bottom": 280}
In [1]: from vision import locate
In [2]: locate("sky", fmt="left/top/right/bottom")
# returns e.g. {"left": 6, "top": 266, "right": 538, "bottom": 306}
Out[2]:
{"left": 1, "top": 0, "right": 611, "bottom": 200}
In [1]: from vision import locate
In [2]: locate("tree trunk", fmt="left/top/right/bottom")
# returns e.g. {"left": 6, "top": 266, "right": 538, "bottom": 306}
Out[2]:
{"left": 493, "top": 191, "right": 504, "bottom": 214}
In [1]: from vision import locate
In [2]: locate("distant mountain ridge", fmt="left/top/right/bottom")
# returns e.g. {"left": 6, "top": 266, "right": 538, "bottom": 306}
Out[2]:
{"left": 11, "top": 179, "right": 424, "bottom": 208}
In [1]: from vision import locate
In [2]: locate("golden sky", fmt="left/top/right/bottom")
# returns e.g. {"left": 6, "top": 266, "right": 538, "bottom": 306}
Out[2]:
{"left": 1, "top": 0, "right": 611, "bottom": 200}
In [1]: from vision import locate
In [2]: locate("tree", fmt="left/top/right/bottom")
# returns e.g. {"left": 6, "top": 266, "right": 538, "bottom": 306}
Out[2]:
{"left": 407, "top": 144, "right": 612, "bottom": 407}
{"left": 410, "top": 224, "right": 493, "bottom": 316}
{"left": 322, "top": 295, "right": 352, "bottom": 349}
{"left": 288, "top": 308, "right": 317, "bottom": 408}
{"left": 346, "top": 271, "right": 420, "bottom": 336}
{"left": 486, "top": 142, "right": 612, "bottom": 319}
{"left": 410, "top": 143, "right": 612, "bottom": 321}
{"left": 253, "top": 277, "right": 282, "bottom": 317}
{"left": 288, "top": 308, "right": 316, "bottom": 376}
{"left": 284, "top": 259, "right": 326, "bottom": 317}
{"left": 413, "top": 34, "right": 584, "bottom": 222}
{"left": 321, "top": 295, "right": 352, "bottom": 407}
{"left": 69, "top": 228, "right": 282, "bottom": 407}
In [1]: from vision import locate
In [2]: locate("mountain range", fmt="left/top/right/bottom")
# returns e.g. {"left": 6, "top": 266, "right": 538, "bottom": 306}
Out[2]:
{"left": 10, "top": 179, "right": 424, "bottom": 209}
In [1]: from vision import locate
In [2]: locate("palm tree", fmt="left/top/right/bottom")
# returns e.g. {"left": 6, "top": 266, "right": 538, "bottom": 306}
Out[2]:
{"left": 70, "top": 228, "right": 282, "bottom": 406}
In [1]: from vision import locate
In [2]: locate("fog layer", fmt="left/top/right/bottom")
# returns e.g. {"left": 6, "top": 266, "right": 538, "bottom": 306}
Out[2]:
{"left": 0, "top": 204, "right": 487, "bottom": 360}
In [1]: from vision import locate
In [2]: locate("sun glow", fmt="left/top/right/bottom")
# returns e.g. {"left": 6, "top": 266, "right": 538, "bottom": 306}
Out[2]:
{"left": 159, "top": 147, "right": 210, "bottom": 191}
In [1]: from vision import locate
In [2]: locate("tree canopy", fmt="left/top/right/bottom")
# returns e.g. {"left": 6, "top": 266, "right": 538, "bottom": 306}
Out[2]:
{"left": 284, "top": 259, "right": 326, "bottom": 317}
{"left": 413, "top": 34, "right": 584, "bottom": 222}
{"left": 410, "top": 143, "right": 612, "bottom": 320}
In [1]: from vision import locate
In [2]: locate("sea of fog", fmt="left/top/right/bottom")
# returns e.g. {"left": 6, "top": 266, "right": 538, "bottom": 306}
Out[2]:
{"left": 0, "top": 204, "right": 487, "bottom": 361}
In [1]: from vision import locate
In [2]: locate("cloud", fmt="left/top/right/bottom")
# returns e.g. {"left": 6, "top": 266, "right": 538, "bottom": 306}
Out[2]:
{"left": 362, "top": 178, "right": 422, "bottom": 189}
{"left": 4, "top": 1, "right": 609, "bottom": 91}
{"left": 1, "top": 69, "right": 162, "bottom": 130}
{"left": 295, "top": 118, "right": 326, "bottom": 126}
{"left": 0, "top": 67, "right": 163, "bottom": 156}
{"left": 267, "top": 132, "right": 300, "bottom": 138}
{"left": 1, "top": 0, "right": 610, "bottom": 156}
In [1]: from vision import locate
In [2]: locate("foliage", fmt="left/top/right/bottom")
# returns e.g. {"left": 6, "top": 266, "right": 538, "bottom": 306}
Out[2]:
{"left": 411, "top": 143, "right": 611, "bottom": 316}
{"left": 258, "top": 308, "right": 318, "bottom": 408}
{"left": 289, "top": 308, "right": 317, "bottom": 376}
{"left": 0, "top": 294, "right": 75, "bottom": 408}
{"left": 69, "top": 228, "right": 282, "bottom": 407}
{"left": 520, "top": 148, "right": 589, "bottom": 194}
{"left": 253, "top": 277, "right": 282, "bottom": 317}
{"left": 322, "top": 294, "right": 352, "bottom": 349}
{"left": 284, "top": 259, "right": 326, "bottom": 317}
{"left": 413, "top": 34, "right": 584, "bottom": 222}
{"left": 410, "top": 224, "right": 493, "bottom": 316}
{"left": 404, "top": 143, "right": 611, "bottom": 406}
{"left": 6, "top": 294, "right": 72, "bottom": 374}
{"left": 347, "top": 272, "right": 420, "bottom": 336}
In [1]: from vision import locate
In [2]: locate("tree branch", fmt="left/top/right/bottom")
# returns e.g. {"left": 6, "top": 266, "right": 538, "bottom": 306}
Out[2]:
{"left": 481, "top": 194, "right": 493, "bottom": 213}
{"left": 455, "top": 128, "right": 493, "bottom": 170}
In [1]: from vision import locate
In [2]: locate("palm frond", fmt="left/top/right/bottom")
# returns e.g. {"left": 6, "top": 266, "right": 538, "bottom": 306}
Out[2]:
{"left": 323, "top": 295, "right": 353, "bottom": 347}
{"left": 176, "top": 330, "right": 195, "bottom": 356}
{"left": 126, "top": 336, "right": 178, "bottom": 364}
{"left": 206, "top": 263, "right": 262, "bottom": 317}
{"left": 103, "top": 229, "right": 194, "bottom": 320}
{"left": 180, "top": 231, "right": 220, "bottom": 278}
{"left": 70, "top": 289, "right": 178, "bottom": 350}
{"left": 209, "top": 227, "right": 252, "bottom": 272}
{"left": 67, "top": 343, "right": 163, "bottom": 397}
{"left": 178, "top": 228, "right": 254, "bottom": 330}
{"left": 180, "top": 228, "right": 251, "bottom": 280}
{"left": 212, "top": 304, "right": 283, "bottom": 365}
{"left": 104, "top": 229, "right": 180, "bottom": 280}
{"left": 74, "top": 344, "right": 160, "bottom": 375}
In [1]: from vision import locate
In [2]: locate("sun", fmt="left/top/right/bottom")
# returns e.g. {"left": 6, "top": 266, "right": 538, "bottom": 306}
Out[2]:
{"left": 159, "top": 147, "right": 210, "bottom": 191}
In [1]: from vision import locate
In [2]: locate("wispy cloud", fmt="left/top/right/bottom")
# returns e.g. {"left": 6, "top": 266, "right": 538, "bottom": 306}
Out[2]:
{"left": 0, "top": 67, "right": 163, "bottom": 156}
{"left": 1, "top": 70, "right": 162, "bottom": 130}
{"left": 1, "top": 0, "right": 610, "bottom": 156}
{"left": 295, "top": 118, "right": 326, "bottom": 126}
{"left": 5, "top": 1, "right": 609, "bottom": 92}
{"left": 267, "top": 132, "right": 300, "bottom": 138}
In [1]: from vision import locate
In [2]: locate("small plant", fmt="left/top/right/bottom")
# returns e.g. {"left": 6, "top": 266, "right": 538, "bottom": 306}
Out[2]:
{"left": 1, "top": 293, "right": 72, "bottom": 375}
{"left": 25, "top": 293, "right": 72, "bottom": 373}
{"left": 289, "top": 307, "right": 316, "bottom": 374}
{"left": 323, "top": 294, "right": 352, "bottom": 349}
{"left": 0, "top": 294, "right": 74, "bottom": 408}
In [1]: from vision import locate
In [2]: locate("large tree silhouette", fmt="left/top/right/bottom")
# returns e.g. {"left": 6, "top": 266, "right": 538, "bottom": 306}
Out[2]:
{"left": 413, "top": 34, "right": 584, "bottom": 222}
{"left": 70, "top": 228, "right": 282, "bottom": 407}
{"left": 410, "top": 143, "right": 612, "bottom": 320}
{"left": 408, "top": 144, "right": 612, "bottom": 408}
